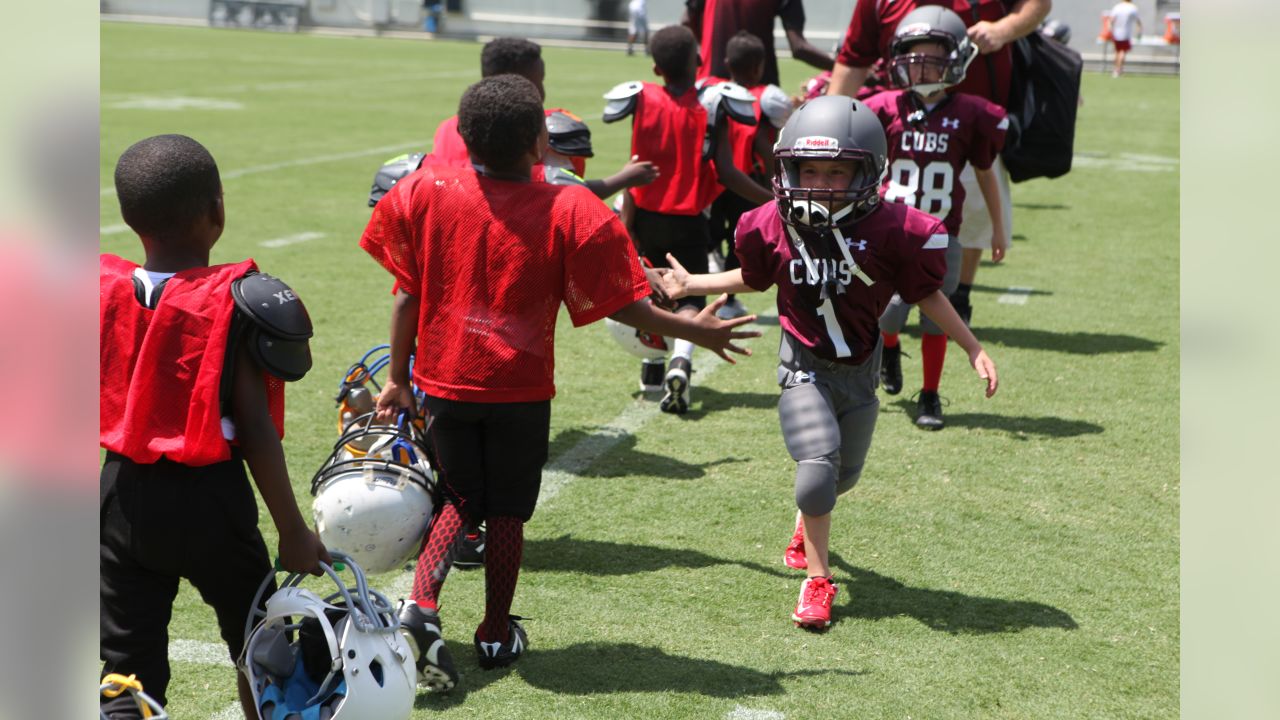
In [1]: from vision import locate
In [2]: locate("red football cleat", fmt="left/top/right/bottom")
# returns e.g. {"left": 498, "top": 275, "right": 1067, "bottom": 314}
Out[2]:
{"left": 792, "top": 576, "right": 838, "bottom": 629}
{"left": 783, "top": 520, "right": 807, "bottom": 570}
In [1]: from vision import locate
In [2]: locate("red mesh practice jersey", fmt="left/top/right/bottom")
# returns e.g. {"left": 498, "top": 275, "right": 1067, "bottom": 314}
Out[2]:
{"left": 628, "top": 82, "right": 722, "bottom": 216}
{"left": 865, "top": 90, "right": 1008, "bottom": 235}
{"left": 838, "top": 0, "right": 1015, "bottom": 108}
{"left": 99, "top": 254, "right": 285, "bottom": 466}
{"left": 427, "top": 109, "right": 586, "bottom": 176}
{"left": 735, "top": 201, "right": 948, "bottom": 365}
{"left": 360, "top": 165, "right": 650, "bottom": 402}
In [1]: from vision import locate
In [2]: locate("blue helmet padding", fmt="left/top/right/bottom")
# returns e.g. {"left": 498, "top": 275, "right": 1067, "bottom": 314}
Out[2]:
{"left": 258, "top": 660, "right": 347, "bottom": 720}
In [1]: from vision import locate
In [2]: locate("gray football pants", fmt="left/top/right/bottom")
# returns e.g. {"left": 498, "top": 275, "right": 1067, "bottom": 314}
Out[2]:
{"left": 878, "top": 234, "right": 962, "bottom": 336}
{"left": 777, "top": 332, "right": 880, "bottom": 517}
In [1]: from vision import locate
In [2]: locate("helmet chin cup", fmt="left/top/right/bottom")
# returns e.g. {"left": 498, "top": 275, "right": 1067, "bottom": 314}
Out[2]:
{"left": 790, "top": 199, "right": 831, "bottom": 228}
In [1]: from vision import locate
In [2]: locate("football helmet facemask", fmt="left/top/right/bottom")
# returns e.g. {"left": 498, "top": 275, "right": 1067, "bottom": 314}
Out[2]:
{"left": 312, "top": 412, "right": 436, "bottom": 574}
{"left": 240, "top": 553, "right": 416, "bottom": 720}
{"left": 887, "top": 6, "right": 978, "bottom": 97}
{"left": 772, "top": 95, "right": 888, "bottom": 230}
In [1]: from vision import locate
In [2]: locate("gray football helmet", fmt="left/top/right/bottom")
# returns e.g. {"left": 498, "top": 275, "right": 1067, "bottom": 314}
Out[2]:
{"left": 772, "top": 95, "right": 887, "bottom": 230}
{"left": 887, "top": 6, "right": 978, "bottom": 97}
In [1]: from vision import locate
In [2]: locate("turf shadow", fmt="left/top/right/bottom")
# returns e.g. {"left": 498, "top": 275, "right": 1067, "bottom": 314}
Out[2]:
{"left": 546, "top": 428, "right": 749, "bottom": 479}
{"left": 680, "top": 386, "right": 779, "bottom": 420}
{"left": 1012, "top": 202, "right": 1070, "bottom": 210}
{"left": 970, "top": 284, "right": 1054, "bottom": 297}
{"left": 523, "top": 535, "right": 792, "bottom": 580}
{"left": 887, "top": 399, "right": 1104, "bottom": 439}
{"left": 978, "top": 326, "right": 1165, "bottom": 355}
{"left": 827, "top": 556, "right": 1079, "bottom": 634}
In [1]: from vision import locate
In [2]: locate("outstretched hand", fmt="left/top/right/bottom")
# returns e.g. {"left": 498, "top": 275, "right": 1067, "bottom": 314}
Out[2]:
{"left": 618, "top": 155, "right": 660, "bottom": 188}
{"left": 969, "top": 348, "right": 998, "bottom": 397}
{"left": 692, "top": 294, "right": 760, "bottom": 363}
{"left": 660, "top": 252, "right": 693, "bottom": 300}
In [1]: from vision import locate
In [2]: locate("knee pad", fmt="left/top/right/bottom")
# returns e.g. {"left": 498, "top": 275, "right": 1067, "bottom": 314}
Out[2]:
{"left": 878, "top": 293, "right": 911, "bottom": 335}
{"left": 795, "top": 455, "right": 838, "bottom": 516}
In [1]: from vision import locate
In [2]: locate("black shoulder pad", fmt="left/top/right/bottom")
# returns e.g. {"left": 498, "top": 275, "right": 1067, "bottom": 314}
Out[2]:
{"left": 368, "top": 152, "right": 426, "bottom": 207}
{"left": 231, "top": 272, "right": 314, "bottom": 381}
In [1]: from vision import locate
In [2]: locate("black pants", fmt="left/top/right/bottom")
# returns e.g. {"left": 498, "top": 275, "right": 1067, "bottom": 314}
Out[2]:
{"left": 708, "top": 189, "right": 756, "bottom": 273}
{"left": 422, "top": 396, "right": 552, "bottom": 524}
{"left": 633, "top": 206, "right": 709, "bottom": 311}
{"left": 100, "top": 451, "right": 273, "bottom": 718}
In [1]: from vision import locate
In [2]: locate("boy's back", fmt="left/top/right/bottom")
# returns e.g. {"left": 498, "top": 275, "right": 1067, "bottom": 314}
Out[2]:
{"left": 627, "top": 82, "right": 720, "bottom": 215}
{"left": 361, "top": 164, "right": 649, "bottom": 402}
{"left": 863, "top": 89, "right": 1007, "bottom": 236}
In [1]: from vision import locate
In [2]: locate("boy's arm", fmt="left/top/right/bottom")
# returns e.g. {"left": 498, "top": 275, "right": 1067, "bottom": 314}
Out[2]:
{"left": 714, "top": 123, "right": 773, "bottom": 205}
{"left": 974, "top": 165, "right": 1007, "bottom": 262}
{"left": 231, "top": 346, "right": 332, "bottom": 575}
{"left": 660, "top": 252, "right": 754, "bottom": 298}
{"left": 375, "top": 288, "right": 420, "bottom": 421}
{"left": 916, "top": 290, "right": 998, "bottom": 397}
{"left": 826, "top": 63, "right": 871, "bottom": 97}
{"left": 609, "top": 295, "right": 760, "bottom": 363}
{"left": 585, "top": 155, "right": 660, "bottom": 199}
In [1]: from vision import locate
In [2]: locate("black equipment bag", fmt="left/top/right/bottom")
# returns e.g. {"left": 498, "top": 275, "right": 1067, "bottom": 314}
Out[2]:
{"left": 1000, "top": 31, "right": 1083, "bottom": 182}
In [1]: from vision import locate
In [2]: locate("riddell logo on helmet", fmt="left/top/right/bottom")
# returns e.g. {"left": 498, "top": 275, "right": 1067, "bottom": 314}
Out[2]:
{"left": 794, "top": 136, "right": 840, "bottom": 151}
{"left": 900, "top": 22, "right": 932, "bottom": 36}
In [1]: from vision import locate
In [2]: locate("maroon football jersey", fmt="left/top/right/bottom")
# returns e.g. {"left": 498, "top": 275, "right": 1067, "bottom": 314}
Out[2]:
{"left": 735, "top": 201, "right": 948, "bottom": 365}
{"left": 864, "top": 90, "right": 1008, "bottom": 235}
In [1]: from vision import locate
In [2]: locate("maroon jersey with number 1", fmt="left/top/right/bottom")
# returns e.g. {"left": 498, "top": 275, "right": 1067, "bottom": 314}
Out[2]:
{"left": 734, "top": 200, "right": 948, "bottom": 365}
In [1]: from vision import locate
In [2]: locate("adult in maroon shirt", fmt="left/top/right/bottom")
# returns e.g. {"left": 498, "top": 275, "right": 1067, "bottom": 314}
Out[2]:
{"left": 684, "top": 0, "right": 833, "bottom": 88}
{"left": 826, "top": 0, "right": 1052, "bottom": 107}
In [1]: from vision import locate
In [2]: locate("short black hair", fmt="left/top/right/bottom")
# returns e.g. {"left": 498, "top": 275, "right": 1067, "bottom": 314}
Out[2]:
{"left": 458, "top": 75, "right": 544, "bottom": 172}
{"left": 114, "top": 134, "right": 221, "bottom": 240}
{"left": 726, "top": 30, "right": 766, "bottom": 76}
{"left": 650, "top": 25, "right": 698, "bottom": 81}
{"left": 480, "top": 37, "right": 543, "bottom": 79}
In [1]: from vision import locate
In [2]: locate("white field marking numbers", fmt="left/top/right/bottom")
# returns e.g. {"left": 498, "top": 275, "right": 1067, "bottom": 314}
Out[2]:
{"left": 816, "top": 297, "right": 852, "bottom": 357}
{"left": 997, "top": 286, "right": 1034, "bottom": 305}
{"left": 727, "top": 706, "right": 786, "bottom": 720}
{"left": 884, "top": 158, "right": 953, "bottom": 219}
{"left": 261, "top": 231, "right": 324, "bottom": 248}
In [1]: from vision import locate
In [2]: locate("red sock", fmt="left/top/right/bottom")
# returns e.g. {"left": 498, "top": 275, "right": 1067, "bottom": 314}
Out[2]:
{"left": 882, "top": 331, "right": 900, "bottom": 348}
{"left": 476, "top": 516, "right": 524, "bottom": 642}
{"left": 921, "top": 333, "right": 948, "bottom": 392}
{"left": 410, "top": 502, "right": 466, "bottom": 611}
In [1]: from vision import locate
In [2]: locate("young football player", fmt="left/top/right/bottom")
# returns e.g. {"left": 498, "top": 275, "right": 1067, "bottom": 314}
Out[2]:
{"left": 603, "top": 24, "right": 771, "bottom": 412}
{"left": 361, "top": 75, "right": 759, "bottom": 689}
{"left": 659, "top": 95, "right": 997, "bottom": 630}
{"left": 706, "top": 30, "right": 794, "bottom": 320}
{"left": 423, "top": 37, "right": 658, "bottom": 198}
{"left": 100, "top": 134, "right": 331, "bottom": 718}
{"left": 864, "top": 6, "right": 1008, "bottom": 430}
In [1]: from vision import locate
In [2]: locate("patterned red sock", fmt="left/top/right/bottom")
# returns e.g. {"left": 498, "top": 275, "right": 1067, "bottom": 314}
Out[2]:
{"left": 882, "top": 331, "right": 900, "bottom": 348}
{"left": 921, "top": 333, "right": 948, "bottom": 392}
{"left": 410, "top": 501, "right": 466, "bottom": 611}
{"left": 476, "top": 516, "right": 524, "bottom": 642}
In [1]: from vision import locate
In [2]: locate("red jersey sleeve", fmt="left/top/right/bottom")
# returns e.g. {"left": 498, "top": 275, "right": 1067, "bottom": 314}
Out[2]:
{"left": 892, "top": 214, "right": 949, "bottom": 305}
{"left": 360, "top": 173, "right": 423, "bottom": 296}
{"left": 836, "top": 0, "right": 882, "bottom": 69}
{"left": 967, "top": 97, "right": 1010, "bottom": 171}
{"left": 560, "top": 190, "right": 651, "bottom": 327}
{"left": 733, "top": 205, "right": 781, "bottom": 292}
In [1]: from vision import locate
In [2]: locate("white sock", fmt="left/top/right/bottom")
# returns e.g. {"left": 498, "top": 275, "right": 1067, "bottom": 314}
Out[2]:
{"left": 673, "top": 339, "right": 694, "bottom": 362}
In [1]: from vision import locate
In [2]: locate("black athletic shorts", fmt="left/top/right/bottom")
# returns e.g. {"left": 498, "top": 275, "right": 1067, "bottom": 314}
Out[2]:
{"left": 100, "top": 450, "right": 273, "bottom": 716}
{"left": 633, "top": 206, "right": 709, "bottom": 311}
{"left": 422, "top": 396, "right": 552, "bottom": 523}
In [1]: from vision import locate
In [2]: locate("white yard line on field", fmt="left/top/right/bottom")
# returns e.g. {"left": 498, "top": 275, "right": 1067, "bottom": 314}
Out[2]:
{"left": 997, "top": 286, "right": 1034, "bottom": 306}
{"left": 100, "top": 224, "right": 130, "bottom": 236}
{"left": 170, "top": 638, "right": 233, "bottom": 667}
{"left": 100, "top": 141, "right": 426, "bottom": 197}
{"left": 209, "top": 701, "right": 243, "bottom": 720}
{"left": 261, "top": 231, "right": 325, "bottom": 248}
{"left": 727, "top": 706, "right": 786, "bottom": 720}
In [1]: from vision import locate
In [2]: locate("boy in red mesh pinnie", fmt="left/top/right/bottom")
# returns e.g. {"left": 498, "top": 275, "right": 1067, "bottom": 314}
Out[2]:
{"left": 99, "top": 134, "right": 330, "bottom": 719}
{"left": 603, "top": 24, "right": 772, "bottom": 414}
{"left": 361, "top": 75, "right": 759, "bottom": 691}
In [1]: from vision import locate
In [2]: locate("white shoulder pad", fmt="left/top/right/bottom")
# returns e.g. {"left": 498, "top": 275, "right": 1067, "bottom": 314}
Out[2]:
{"left": 758, "top": 85, "right": 795, "bottom": 129}
{"left": 602, "top": 81, "right": 644, "bottom": 123}
{"left": 700, "top": 81, "right": 757, "bottom": 127}
{"left": 715, "top": 81, "right": 757, "bottom": 104}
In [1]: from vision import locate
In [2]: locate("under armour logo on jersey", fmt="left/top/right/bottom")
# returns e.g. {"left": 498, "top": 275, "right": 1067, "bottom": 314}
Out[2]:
{"left": 844, "top": 238, "right": 868, "bottom": 252}
{"left": 941, "top": 117, "right": 960, "bottom": 129}
{"left": 273, "top": 289, "right": 297, "bottom": 304}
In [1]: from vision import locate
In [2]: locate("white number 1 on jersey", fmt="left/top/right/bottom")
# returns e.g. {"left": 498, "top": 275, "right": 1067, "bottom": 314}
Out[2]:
{"left": 817, "top": 297, "right": 852, "bottom": 358}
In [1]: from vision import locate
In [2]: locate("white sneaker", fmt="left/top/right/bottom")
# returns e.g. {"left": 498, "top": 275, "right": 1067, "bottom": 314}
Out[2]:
{"left": 716, "top": 298, "right": 748, "bottom": 320}
{"left": 707, "top": 249, "right": 725, "bottom": 273}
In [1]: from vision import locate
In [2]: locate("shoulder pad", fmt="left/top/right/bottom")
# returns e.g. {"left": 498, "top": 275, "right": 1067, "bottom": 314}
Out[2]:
{"left": 699, "top": 82, "right": 758, "bottom": 127}
{"left": 602, "top": 81, "right": 643, "bottom": 123}
{"left": 231, "top": 272, "right": 314, "bottom": 381}
{"left": 546, "top": 111, "right": 594, "bottom": 157}
{"left": 368, "top": 152, "right": 426, "bottom": 207}
{"left": 758, "top": 85, "right": 795, "bottom": 129}
{"left": 543, "top": 166, "right": 588, "bottom": 187}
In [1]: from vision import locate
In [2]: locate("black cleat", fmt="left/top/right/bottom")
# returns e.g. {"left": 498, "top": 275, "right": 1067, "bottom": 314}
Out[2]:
{"left": 660, "top": 357, "right": 691, "bottom": 415}
{"left": 880, "top": 344, "right": 903, "bottom": 395}
{"left": 640, "top": 358, "right": 666, "bottom": 393}
{"left": 398, "top": 602, "right": 459, "bottom": 692}
{"left": 914, "top": 390, "right": 945, "bottom": 431}
{"left": 453, "top": 525, "right": 486, "bottom": 569}
{"left": 474, "top": 616, "right": 528, "bottom": 670}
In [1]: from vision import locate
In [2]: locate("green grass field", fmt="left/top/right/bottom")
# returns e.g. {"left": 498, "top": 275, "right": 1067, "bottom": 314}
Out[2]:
{"left": 101, "top": 21, "right": 1179, "bottom": 720}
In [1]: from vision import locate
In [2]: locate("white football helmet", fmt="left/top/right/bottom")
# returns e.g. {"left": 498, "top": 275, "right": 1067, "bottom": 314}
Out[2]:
{"left": 312, "top": 413, "right": 436, "bottom": 574}
{"left": 100, "top": 674, "right": 167, "bottom": 719}
{"left": 240, "top": 553, "right": 416, "bottom": 720}
{"left": 605, "top": 317, "right": 670, "bottom": 360}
